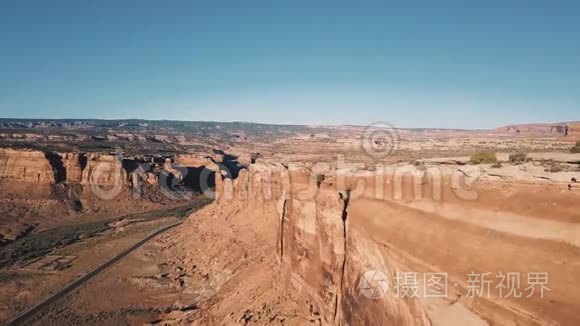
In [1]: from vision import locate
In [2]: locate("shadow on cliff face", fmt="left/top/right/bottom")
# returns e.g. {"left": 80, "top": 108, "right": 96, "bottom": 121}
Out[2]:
{"left": 161, "top": 165, "right": 216, "bottom": 196}
{"left": 183, "top": 166, "right": 216, "bottom": 191}
{"left": 44, "top": 152, "right": 66, "bottom": 183}
{"left": 212, "top": 149, "right": 245, "bottom": 179}
{"left": 79, "top": 153, "right": 88, "bottom": 172}
{"left": 122, "top": 158, "right": 141, "bottom": 175}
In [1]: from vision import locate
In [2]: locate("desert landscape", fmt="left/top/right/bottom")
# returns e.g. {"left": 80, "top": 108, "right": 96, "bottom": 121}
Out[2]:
{"left": 2, "top": 1, "right": 579, "bottom": 325}
{"left": 0, "top": 118, "right": 578, "bottom": 325}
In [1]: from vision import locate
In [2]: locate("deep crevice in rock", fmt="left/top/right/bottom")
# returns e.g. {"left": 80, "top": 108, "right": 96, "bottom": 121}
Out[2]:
{"left": 279, "top": 197, "right": 287, "bottom": 263}
{"left": 122, "top": 158, "right": 141, "bottom": 175}
{"left": 212, "top": 149, "right": 244, "bottom": 179}
{"left": 334, "top": 189, "right": 351, "bottom": 322}
{"left": 79, "top": 153, "right": 88, "bottom": 172}
{"left": 45, "top": 152, "right": 66, "bottom": 183}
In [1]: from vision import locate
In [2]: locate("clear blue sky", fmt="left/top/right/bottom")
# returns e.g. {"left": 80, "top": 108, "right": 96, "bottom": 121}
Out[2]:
{"left": 1, "top": 1, "right": 579, "bottom": 129}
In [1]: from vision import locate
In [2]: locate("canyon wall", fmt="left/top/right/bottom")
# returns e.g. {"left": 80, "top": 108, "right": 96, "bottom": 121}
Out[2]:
{"left": 205, "top": 163, "right": 580, "bottom": 325}
{"left": 0, "top": 148, "right": 220, "bottom": 190}
{"left": 0, "top": 148, "right": 223, "bottom": 245}
{"left": 0, "top": 149, "right": 55, "bottom": 183}
{"left": 81, "top": 154, "right": 125, "bottom": 186}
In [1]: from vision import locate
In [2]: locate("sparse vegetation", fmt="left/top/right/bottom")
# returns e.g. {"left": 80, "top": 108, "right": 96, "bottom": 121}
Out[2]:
{"left": 550, "top": 163, "right": 563, "bottom": 172}
{"left": 571, "top": 141, "right": 580, "bottom": 153}
{"left": 413, "top": 160, "right": 428, "bottom": 171}
{"left": 0, "top": 199, "right": 211, "bottom": 268}
{"left": 315, "top": 173, "right": 325, "bottom": 188}
{"left": 470, "top": 151, "right": 497, "bottom": 164}
{"left": 544, "top": 161, "right": 564, "bottom": 173}
{"left": 509, "top": 152, "right": 527, "bottom": 164}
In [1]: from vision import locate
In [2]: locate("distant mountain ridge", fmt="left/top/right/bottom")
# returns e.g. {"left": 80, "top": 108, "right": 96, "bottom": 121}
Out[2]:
{"left": 493, "top": 121, "right": 580, "bottom": 137}
{"left": 0, "top": 118, "right": 579, "bottom": 137}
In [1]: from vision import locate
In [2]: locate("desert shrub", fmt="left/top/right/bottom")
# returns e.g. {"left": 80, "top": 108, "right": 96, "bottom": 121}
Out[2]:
{"left": 571, "top": 141, "right": 580, "bottom": 153}
{"left": 315, "top": 173, "right": 325, "bottom": 188}
{"left": 413, "top": 160, "right": 427, "bottom": 171}
{"left": 470, "top": 151, "right": 497, "bottom": 164}
{"left": 491, "top": 162, "right": 502, "bottom": 168}
{"left": 509, "top": 152, "right": 527, "bottom": 163}
{"left": 549, "top": 163, "right": 563, "bottom": 172}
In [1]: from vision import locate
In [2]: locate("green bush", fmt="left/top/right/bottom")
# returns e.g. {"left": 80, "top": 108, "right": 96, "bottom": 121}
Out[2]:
{"left": 571, "top": 141, "right": 580, "bottom": 153}
{"left": 470, "top": 151, "right": 497, "bottom": 164}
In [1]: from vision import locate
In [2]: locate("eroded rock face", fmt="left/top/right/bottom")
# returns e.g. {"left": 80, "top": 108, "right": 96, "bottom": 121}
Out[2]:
{"left": 61, "top": 153, "right": 85, "bottom": 183}
{"left": 197, "top": 163, "right": 580, "bottom": 325}
{"left": 81, "top": 154, "right": 126, "bottom": 186}
{"left": 0, "top": 149, "right": 225, "bottom": 193}
{"left": 0, "top": 148, "right": 55, "bottom": 183}
{"left": 495, "top": 123, "right": 568, "bottom": 135}
{"left": 492, "top": 121, "right": 580, "bottom": 139}
{"left": 210, "top": 165, "right": 416, "bottom": 323}
{"left": 174, "top": 154, "right": 213, "bottom": 167}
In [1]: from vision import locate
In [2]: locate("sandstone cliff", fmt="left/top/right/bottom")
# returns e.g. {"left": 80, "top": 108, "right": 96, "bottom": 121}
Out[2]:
{"left": 0, "top": 148, "right": 223, "bottom": 190}
{"left": 81, "top": 154, "right": 126, "bottom": 186}
{"left": 0, "top": 149, "right": 55, "bottom": 183}
{"left": 0, "top": 148, "right": 225, "bottom": 245}
{"left": 61, "top": 153, "right": 85, "bottom": 182}
{"left": 160, "top": 163, "right": 580, "bottom": 325}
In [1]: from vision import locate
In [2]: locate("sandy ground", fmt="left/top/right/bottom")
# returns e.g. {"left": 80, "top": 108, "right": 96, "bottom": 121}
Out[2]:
{"left": 0, "top": 216, "right": 181, "bottom": 324}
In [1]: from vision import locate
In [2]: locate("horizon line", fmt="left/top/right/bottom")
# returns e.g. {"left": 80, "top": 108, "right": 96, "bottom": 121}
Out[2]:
{"left": 1, "top": 117, "right": 579, "bottom": 131}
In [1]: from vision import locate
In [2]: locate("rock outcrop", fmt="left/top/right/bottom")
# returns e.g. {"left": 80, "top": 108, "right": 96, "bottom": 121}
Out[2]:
{"left": 0, "top": 149, "right": 224, "bottom": 191}
{"left": 61, "top": 153, "right": 85, "bottom": 183}
{"left": 493, "top": 121, "right": 580, "bottom": 138}
{"left": 171, "top": 162, "right": 580, "bottom": 325}
{"left": 0, "top": 149, "right": 55, "bottom": 183}
{"left": 81, "top": 154, "right": 125, "bottom": 186}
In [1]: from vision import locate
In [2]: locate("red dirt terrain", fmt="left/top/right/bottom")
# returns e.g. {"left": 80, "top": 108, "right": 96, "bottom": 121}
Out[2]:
{"left": 0, "top": 119, "right": 579, "bottom": 325}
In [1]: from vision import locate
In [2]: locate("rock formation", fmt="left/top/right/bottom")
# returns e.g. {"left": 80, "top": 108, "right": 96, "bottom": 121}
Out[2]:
{"left": 0, "top": 148, "right": 224, "bottom": 191}
{"left": 162, "top": 162, "right": 580, "bottom": 325}
{"left": 81, "top": 154, "right": 125, "bottom": 186}
{"left": 493, "top": 121, "right": 580, "bottom": 138}
{"left": 61, "top": 153, "right": 85, "bottom": 183}
{"left": 0, "top": 149, "right": 55, "bottom": 183}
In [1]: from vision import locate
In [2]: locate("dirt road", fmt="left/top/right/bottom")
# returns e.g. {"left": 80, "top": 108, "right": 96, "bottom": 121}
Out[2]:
{"left": 5, "top": 222, "right": 182, "bottom": 326}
